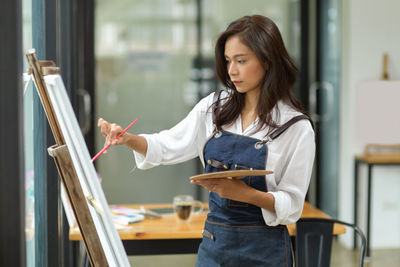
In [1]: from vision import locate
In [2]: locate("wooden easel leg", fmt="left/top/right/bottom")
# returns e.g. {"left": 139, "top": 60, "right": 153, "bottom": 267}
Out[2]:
{"left": 48, "top": 144, "right": 109, "bottom": 267}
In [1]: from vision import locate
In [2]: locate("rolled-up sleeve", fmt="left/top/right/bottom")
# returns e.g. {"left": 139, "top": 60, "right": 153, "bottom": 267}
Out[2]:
{"left": 133, "top": 95, "right": 212, "bottom": 170}
{"left": 262, "top": 120, "right": 315, "bottom": 226}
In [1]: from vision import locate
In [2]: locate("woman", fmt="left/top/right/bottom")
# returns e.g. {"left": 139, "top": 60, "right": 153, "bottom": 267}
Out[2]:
{"left": 99, "top": 15, "right": 315, "bottom": 266}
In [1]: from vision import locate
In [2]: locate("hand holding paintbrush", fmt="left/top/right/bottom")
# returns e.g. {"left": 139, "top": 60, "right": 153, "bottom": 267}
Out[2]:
{"left": 94, "top": 118, "right": 147, "bottom": 161}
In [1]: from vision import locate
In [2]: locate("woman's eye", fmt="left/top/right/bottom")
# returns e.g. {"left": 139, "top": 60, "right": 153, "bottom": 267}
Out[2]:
{"left": 238, "top": 60, "right": 245, "bottom": 64}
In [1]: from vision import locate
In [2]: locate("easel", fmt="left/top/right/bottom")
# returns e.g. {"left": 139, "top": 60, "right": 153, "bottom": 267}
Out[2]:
{"left": 26, "top": 50, "right": 109, "bottom": 267}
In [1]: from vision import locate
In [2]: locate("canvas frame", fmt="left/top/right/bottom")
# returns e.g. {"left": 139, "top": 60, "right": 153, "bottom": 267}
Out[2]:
{"left": 26, "top": 50, "right": 130, "bottom": 267}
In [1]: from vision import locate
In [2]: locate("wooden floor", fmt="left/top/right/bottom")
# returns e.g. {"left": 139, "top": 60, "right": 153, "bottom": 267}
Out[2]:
{"left": 128, "top": 240, "right": 400, "bottom": 266}
{"left": 331, "top": 240, "right": 400, "bottom": 267}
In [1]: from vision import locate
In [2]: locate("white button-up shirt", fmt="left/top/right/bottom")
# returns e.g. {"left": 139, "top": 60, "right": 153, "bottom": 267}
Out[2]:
{"left": 134, "top": 91, "right": 315, "bottom": 226}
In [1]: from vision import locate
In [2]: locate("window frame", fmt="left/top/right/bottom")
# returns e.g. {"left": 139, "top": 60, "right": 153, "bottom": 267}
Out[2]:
{"left": 0, "top": 0, "right": 26, "bottom": 266}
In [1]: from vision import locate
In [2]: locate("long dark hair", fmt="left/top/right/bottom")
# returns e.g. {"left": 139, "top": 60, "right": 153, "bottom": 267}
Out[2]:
{"left": 214, "top": 15, "right": 307, "bottom": 132}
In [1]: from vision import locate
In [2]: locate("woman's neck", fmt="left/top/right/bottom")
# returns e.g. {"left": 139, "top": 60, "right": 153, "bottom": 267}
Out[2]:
{"left": 243, "top": 89, "right": 259, "bottom": 114}
{"left": 240, "top": 89, "right": 260, "bottom": 132}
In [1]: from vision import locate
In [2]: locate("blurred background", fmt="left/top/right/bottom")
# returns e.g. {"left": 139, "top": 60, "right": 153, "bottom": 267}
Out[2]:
{"left": 94, "top": 0, "right": 305, "bottom": 206}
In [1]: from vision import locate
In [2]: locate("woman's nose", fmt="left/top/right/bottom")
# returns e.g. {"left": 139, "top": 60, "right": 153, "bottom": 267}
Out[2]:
{"left": 228, "top": 63, "right": 238, "bottom": 76}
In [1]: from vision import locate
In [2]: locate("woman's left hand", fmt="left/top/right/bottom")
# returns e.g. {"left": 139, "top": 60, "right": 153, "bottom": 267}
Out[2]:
{"left": 191, "top": 177, "right": 253, "bottom": 202}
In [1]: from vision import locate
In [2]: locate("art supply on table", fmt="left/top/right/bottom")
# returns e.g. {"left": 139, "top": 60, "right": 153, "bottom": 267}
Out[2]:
{"left": 110, "top": 206, "right": 144, "bottom": 225}
{"left": 92, "top": 119, "right": 138, "bottom": 162}
{"left": 110, "top": 205, "right": 161, "bottom": 219}
{"left": 112, "top": 213, "right": 144, "bottom": 225}
{"left": 139, "top": 206, "right": 161, "bottom": 218}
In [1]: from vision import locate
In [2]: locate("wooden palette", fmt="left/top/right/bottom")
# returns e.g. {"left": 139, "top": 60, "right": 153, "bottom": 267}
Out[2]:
{"left": 190, "top": 170, "right": 273, "bottom": 180}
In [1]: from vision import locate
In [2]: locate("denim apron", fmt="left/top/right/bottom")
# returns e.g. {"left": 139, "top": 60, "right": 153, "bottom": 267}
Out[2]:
{"left": 196, "top": 96, "right": 308, "bottom": 266}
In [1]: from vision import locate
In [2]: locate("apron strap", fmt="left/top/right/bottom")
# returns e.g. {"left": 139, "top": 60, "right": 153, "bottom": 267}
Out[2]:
{"left": 268, "top": 115, "right": 311, "bottom": 141}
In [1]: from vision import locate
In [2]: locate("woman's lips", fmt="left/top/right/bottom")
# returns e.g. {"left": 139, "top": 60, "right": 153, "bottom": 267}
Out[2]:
{"left": 233, "top": 81, "right": 242, "bottom": 85}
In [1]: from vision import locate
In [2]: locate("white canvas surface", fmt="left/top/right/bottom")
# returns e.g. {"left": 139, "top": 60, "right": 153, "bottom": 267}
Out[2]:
{"left": 44, "top": 74, "right": 130, "bottom": 267}
{"left": 356, "top": 81, "right": 400, "bottom": 145}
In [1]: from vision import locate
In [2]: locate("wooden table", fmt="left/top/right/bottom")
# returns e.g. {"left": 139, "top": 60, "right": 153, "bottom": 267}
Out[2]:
{"left": 70, "top": 202, "right": 345, "bottom": 255}
{"left": 354, "top": 153, "right": 400, "bottom": 257}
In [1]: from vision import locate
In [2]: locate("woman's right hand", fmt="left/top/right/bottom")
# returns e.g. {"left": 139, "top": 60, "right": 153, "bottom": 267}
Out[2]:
{"left": 97, "top": 118, "right": 129, "bottom": 152}
{"left": 97, "top": 118, "right": 148, "bottom": 156}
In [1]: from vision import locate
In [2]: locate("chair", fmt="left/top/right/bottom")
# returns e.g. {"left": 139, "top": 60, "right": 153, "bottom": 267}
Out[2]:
{"left": 295, "top": 218, "right": 366, "bottom": 267}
